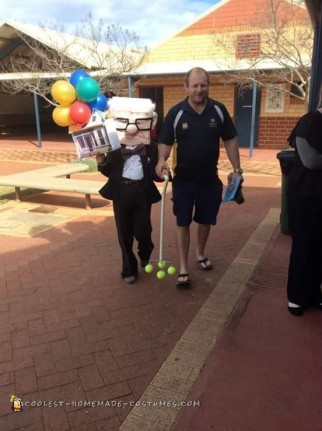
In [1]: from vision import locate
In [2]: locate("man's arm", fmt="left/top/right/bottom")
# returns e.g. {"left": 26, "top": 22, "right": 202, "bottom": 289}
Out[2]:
{"left": 156, "top": 143, "right": 172, "bottom": 178}
{"left": 223, "top": 137, "right": 243, "bottom": 173}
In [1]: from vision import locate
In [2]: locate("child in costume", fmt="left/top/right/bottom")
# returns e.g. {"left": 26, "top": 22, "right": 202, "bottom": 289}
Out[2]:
{"left": 96, "top": 97, "right": 162, "bottom": 284}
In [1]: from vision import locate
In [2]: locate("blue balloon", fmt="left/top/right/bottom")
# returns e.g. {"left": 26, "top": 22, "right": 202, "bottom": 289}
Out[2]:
{"left": 69, "top": 69, "right": 89, "bottom": 88}
{"left": 88, "top": 93, "right": 108, "bottom": 111}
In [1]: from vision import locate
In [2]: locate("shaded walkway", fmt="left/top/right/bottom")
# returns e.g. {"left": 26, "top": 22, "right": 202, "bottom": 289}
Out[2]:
{"left": 172, "top": 228, "right": 322, "bottom": 431}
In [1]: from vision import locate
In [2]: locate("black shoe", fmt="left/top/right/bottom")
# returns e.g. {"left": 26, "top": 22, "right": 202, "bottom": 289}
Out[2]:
{"left": 140, "top": 259, "right": 150, "bottom": 268}
{"left": 123, "top": 275, "right": 137, "bottom": 284}
{"left": 288, "top": 303, "right": 304, "bottom": 316}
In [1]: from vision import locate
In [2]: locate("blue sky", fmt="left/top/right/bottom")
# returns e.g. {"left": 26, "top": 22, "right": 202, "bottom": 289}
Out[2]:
{"left": 0, "top": 0, "right": 220, "bottom": 48}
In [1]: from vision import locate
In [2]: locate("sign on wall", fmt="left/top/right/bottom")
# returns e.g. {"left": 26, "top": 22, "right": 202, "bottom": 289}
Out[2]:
{"left": 265, "top": 85, "right": 285, "bottom": 113}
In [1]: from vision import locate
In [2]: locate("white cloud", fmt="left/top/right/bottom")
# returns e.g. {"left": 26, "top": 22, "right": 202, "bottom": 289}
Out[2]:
{"left": 0, "top": 0, "right": 217, "bottom": 48}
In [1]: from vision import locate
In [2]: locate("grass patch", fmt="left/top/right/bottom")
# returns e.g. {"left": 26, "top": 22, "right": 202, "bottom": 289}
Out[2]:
{"left": 72, "top": 158, "right": 98, "bottom": 172}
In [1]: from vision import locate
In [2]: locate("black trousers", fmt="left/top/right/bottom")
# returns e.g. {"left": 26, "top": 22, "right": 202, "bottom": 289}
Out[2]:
{"left": 113, "top": 184, "right": 154, "bottom": 278}
{"left": 287, "top": 193, "right": 322, "bottom": 306}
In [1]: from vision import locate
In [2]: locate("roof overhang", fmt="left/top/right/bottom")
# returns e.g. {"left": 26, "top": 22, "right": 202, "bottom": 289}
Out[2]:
{"left": 0, "top": 20, "right": 141, "bottom": 72}
{"left": 127, "top": 57, "right": 311, "bottom": 78}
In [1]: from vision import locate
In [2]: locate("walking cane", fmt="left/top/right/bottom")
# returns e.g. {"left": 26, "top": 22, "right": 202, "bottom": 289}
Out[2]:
{"left": 144, "top": 174, "right": 176, "bottom": 279}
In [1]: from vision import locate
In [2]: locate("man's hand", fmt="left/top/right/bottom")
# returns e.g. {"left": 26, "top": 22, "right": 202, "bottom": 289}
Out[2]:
{"left": 156, "top": 143, "right": 172, "bottom": 179}
{"left": 155, "top": 161, "right": 169, "bottom": 179}
{"left": 227, "top": 171, "right": 243, "bottom": 186}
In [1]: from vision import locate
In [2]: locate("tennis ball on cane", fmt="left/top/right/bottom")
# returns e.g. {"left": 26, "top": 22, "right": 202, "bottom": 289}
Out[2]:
{"left": 157, "top": 270, "right": 166, "bottom": 280}
{"left": 158, "top": 260, "right": 166, "bottom": 269}
{"left": 167, "top": 265, "right": 176, "bottom": 276}
{"left": 145, "top": 263, "right": 154, "bottom": 274}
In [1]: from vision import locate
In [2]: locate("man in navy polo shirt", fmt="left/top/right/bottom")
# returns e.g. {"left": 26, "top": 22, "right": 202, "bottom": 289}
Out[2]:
{"left": 156, "top": 67, "right": 243, "bottom": 287}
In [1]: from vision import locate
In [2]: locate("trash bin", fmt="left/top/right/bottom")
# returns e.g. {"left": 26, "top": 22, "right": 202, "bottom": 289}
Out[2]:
{"left": 276, "top": 148, "right": 295, "bottom": 235}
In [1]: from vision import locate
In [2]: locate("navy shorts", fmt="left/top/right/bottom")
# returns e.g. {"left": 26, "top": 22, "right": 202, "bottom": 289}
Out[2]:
{"left": 172, "top": 177, "right": 223, "bottom": 226}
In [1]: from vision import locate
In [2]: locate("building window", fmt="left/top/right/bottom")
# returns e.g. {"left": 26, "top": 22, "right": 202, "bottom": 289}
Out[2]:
{"left": 236, "top": 34, "right": 261, "bottom": 59}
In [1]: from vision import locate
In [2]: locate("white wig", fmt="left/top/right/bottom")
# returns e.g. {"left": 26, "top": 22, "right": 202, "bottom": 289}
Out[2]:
{"left": 108, "top": 97, "right": 155, "bottom": 117}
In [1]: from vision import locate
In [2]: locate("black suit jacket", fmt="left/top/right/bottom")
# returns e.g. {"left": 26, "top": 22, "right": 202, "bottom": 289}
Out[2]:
{"left": 97, "top": 142, "right": 162, "bottom": 204}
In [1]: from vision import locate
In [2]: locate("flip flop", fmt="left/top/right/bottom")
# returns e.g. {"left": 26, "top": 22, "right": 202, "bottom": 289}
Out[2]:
{"left": 196, "top": 257, "right": 213, "bottom": 271}
{"left": 176, "top": 273, "right": 191, "bottom": 288}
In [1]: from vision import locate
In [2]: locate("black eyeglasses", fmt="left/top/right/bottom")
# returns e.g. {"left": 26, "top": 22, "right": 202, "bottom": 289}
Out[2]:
{"left": 114, "top": 117, "right": 153, "bottom": 131}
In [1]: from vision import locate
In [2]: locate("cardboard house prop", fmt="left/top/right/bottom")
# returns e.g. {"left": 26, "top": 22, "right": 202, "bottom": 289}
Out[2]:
{"left": 70, "top": 110, "right": 120, "bottom": 159}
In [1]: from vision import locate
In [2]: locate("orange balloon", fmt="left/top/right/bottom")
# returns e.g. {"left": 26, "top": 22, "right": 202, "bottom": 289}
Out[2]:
{"left": 52, "top": 105, "right": 72, "bottom": 127}
{"left": 51, "top": 80, "right": 76, "bottom": 106}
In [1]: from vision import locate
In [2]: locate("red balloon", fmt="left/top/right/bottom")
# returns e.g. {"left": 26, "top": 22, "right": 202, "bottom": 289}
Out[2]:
{"left": 69, "top": 101, "right": 92, "bottom": 125}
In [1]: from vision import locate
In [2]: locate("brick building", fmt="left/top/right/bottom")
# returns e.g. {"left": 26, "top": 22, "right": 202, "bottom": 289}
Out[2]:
{"left": 130, "top": 0, "right": 312, "bottom": 149}
{"left": 0, "top": 0, "right": 313, "bottom": 149}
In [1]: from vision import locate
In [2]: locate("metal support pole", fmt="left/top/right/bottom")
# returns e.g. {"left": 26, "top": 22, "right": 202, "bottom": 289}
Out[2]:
{"left": 33, "top": 93, "right": 42, "bottom": 148}
{"left": 249, "top": 80, "right": 257, "bottom": 158}
{"left": 127, "top": 76, "right": 133, "bottom": 98}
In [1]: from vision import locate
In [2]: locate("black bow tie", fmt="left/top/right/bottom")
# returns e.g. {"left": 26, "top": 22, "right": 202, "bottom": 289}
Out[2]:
{"left": 121, "top": 144, "right": 146, "bottom": 160}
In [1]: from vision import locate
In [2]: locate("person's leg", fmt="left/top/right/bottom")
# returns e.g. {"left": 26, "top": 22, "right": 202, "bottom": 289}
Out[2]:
{"left": 287, "top": 195, "right": 320, "bottom": 311}
{"left": 133, "top": 187, "right": 154, "bottom": 266}
{"left": 172, "top": 178, "right": 193, "bottom": 285}
{"left": 287, "top": 236, "right": 310, "bottom": 306}
{"left": 307, "top": 199, "right": 322, "bottom": 305}
{"left": 114, "top": 189, "right": 138, "bottom": 280}
{"left": 196, "top": 224, "right": 212, "bottom": 268}
{"left": 194, "top": 177, "right": 222, "bottom": 269}
{"left": 176, "top": 225, "right": 190, "bottom": 277}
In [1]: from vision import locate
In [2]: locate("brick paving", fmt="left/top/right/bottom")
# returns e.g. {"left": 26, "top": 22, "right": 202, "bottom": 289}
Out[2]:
{"left": 0, "top": 148, "right": 76, "bottom": 163}
{"left": 0, "top": 139, "right": 284, "bottom": 430}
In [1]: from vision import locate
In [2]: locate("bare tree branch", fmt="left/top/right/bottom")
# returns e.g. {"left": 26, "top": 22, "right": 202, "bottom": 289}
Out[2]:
{"left": 212, "top": 0, "right": 313, "bottom": 103}
{"left": 0, "top": 14, "right": 146, "bottom": 106}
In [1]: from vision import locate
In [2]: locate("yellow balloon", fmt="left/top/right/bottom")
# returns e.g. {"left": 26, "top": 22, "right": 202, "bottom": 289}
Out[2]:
{"left": 52, "top": 105, "right": 72, "bottom": 127}
{"left": 51, "top": 80, "right": 76, "bottom": 106}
